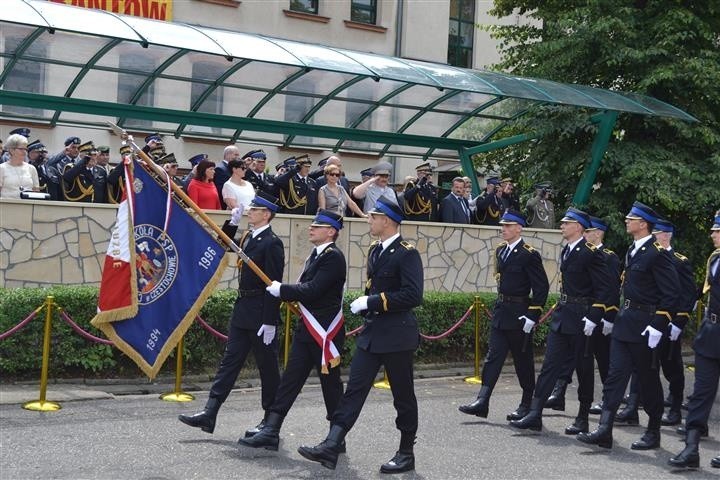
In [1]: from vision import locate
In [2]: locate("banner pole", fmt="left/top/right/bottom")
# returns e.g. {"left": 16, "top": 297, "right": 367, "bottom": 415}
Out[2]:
{"left": 283, "top": 303, "right": 292, "bottom": 368}
{"left": 465, "top": 298, "right": 482, "bottom": 384}
{"left": 160, "top": 336, "right": 195, "bottom": 402}
{"left": 23, "top": 296, "right": 61, "bottom": 412}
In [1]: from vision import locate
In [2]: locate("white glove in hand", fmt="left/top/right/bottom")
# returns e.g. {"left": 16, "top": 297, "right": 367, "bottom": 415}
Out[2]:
{"left": 601, "top": 318, "right": 613, "bottom": 336}
{"left": 257, "top": 324, "right": 276, "bottom": 345}
{"left": 641, "top": 325, "right": 662, "bottom": 349}
{"left": 265, "top": 280, "right": 282, "bottom": 298}
{"left": 519, "top": 315, "right": 535, "bottom": 333}
{"left": 229, "top": 205, "right": 244, "bottom": 226}
{"left": 582, "top": 317, "right": 597, "bottom": 337}
{"left": 669, "top": 323, "right": 682, "bottom": 341}
{"left": 350, "top": 296, "right": 369, "bottom": 314}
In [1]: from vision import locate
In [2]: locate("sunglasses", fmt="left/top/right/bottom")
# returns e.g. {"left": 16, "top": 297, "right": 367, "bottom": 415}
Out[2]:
{"left": 376, "top": 174, "right": 389, "bottom": 178}
{"left": 327, "top": 172, "right": 340, "bottom": 177}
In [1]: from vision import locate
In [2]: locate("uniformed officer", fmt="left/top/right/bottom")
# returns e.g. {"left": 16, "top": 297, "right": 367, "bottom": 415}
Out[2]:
{"left": 402, "top": 162, "right": 438, "bottom": 222}
{"left": 27, "top": 140, "right": 49, "bottom": 193}
{"left": 578, "top": 201, "right": 679, "bottom": 450}
{"left": 510, "top": 208, "right": 611, "bottom": 433}
{"left": 297, "top": 195, "right": 423, "bottom": 473}
{"left": 472, "top": 177, "right": 504, "bottom": 225}
{"left": 62, "top": 141, "right": 96, "bottom": 203}
{"left": 526, "top": 182, "right": 555, "bottom": 229}
{"left": 276, "top": 154, "right": 318, "bottom": 215}
{"left": 141, "top": 132, "right": 163, "bottom": 155}
{"left": 46, "top": 136, "right": 81, "bottom": 200}
{"left": 459, "top": 209, "right": 549, "bottom": 423}
{"left": 669, "top": 210, "right": 720, "bottom": 469}
{"left": 178, "top": 192, "right": 284, "bottom": 437}
{"left": 91, "top": 146, "right": 111, "bottom": 203}
{"left": 243, "top": 149, "right": 270, "bottom": 194}
{"left": 239, "top": 209, "right": 347, "bottom": 451}
{"left": 106, "top": 145, "right": 131, "bottom": 205}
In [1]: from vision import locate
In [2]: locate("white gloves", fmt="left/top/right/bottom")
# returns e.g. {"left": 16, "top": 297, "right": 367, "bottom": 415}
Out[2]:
{"left": 582, "top": 317, "right": 597, "bottom": 337}
{"left": 641, "top": 325, "right": 662, "bottom": 349}
{"left": 601, "top": 318, "right": 613, "bottom": 336}
{"left": 669, "top": 323, "right": 682, "bottom": 341}
{"left": 257, "top": 324, "right": 276, "bottom": 345}
{"left": 350, "top": 296, "right": 369, "bottom": 314}
{"left": 519, "top": 315, "right": 535, "bottom": 333}
{"left": 265, "top": 280, "right": 282, "bottom": 298}
{"left": 229, "top": 205, "right": 244, "bottom": 226}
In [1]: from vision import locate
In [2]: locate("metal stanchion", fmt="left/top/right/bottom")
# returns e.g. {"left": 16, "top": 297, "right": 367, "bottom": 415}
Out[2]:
{"left": 160, "top": 337, "right": 194, "bottom": 402}
{"left": 465, "top": 297, "right": 482, "bottom": 384}
{"left": 374, "top": 370, "right": 391, "bottom": 389}
{"left": 23, "top": 296, "right": 61, "bottom": 412}
{"left": 283, "top": 302, "right": 292, "bottom": 368}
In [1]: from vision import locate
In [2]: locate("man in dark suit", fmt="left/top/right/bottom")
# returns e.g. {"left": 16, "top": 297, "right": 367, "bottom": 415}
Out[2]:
{"left": 669, "top": 210, "right": 720, "bottom": 469}
{"left": 440, "top": 177, "right": 471, "bottom": 224}
{"left": 239, "top": 209, "right": 347, "bottom": 451}
{"left": 297, "top": 195, "right": 423, "bottom": 473}
{"left": 178, "top": 191, "right": 284, "bottom": 438}
{"left": 510, "top": 208, "right": 612, "bottom": 433}
{"left": 213, "top": 145, "right": 239, "bottom": 209}
{"left": 459, "top": 209, "right": 549, "bottom": 422}
{"left": 276, "top": 154, "right": 318, "bottom": 215}
{"left": 578, "top": 201, "right": 679, "bottom": 450}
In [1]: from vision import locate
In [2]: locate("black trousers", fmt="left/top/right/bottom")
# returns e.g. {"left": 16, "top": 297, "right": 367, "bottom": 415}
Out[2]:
{"left": 480, "top": 327, "right": 535, "bottom": 406}
{"left": 602, "top": 338, "right": 663, "bottom": 427}
{"left": 270, "top": 338, "right": 344, "bottom": 420}
{"left": 331, "top": 347, "right": 417, "bottom": 434}
{"left": 626, "top": 336, "right": 685, "bottom": 409}
{"left": 685, "top": 351, "right": 720, "bottom": 430}
{"left": 209, "top": 323, "right": 280, "bottom": 410}
{"left": 534, "top": 329, "right": 594, "bottom": 405}
{"left": 558, "top": 329, "right": 610, "bottom": 388}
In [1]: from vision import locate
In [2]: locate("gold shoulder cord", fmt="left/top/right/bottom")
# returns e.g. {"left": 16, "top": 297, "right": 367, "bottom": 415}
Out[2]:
{"left": 280, "top": 177, "right": 307, "bottom": 210}
{"left": 404, "top": 194, "right": 431, "bottom": 215}
{"left": 62, "top": 165, "right": 94, "bottom": 201}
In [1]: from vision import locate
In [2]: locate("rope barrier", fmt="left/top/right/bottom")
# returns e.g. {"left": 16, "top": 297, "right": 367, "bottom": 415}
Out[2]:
{"left": 0, "top": 306, "right": 42, "bottom": 341}
{"left": 420, "top": 304, "right": 474, "bottom": 340}
{"left": 57, "top": 308, "right": 113, "bottom": 345}
{"left": 195, "top": 315, "right": 228, "bottom": 342}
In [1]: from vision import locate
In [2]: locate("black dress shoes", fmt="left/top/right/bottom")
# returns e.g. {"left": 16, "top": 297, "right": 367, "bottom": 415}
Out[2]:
{"left": 458, "top": 398, "right": 489, "bottom": 418}
{"left": 711, "top": 456, "right": 720, "bottom": 468}
{"left": 506, "top": 405, "right": 530, "bottom": 421}
{"left": 631, "top": 429, "right": 660, "bottom": 450}
{"left": 661, "top": 410, "right": 682, "bottom": 426}
{"left": 588, "top": 402, "right": 603, "bottom": 415}
{"left": 380, "top": 451, "right": 415, "bottom": 474}
{"left": 565, "top": 417, "right": 589, "bottom": 435}
{"left": 244, "top": 419, "right": 265, "bottom": 438}
{"left": 178, "top": 410, "right": 216, "bottom": 433}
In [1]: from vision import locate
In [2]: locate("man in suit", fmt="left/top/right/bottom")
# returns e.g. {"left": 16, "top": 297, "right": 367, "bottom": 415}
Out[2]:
{"left": 178, "top": 191, "right": 284, "bottom": 438}
{"left": 510, "top": 208, "right": 612, "bottom": 433}
{"left": 578, "top": 201, "right": 679, "bottom": 450}
{"left": 459, "top": 209, "right": 549, "bottom": 422}
{"left": 213, "top": 145, "right": 240, "bottom": 209}
{"left": 441, "top": 177, "right": 471, "bottom": 224}
{"left": 239, "top": 209, "right": 347, "bottom": 451}
{"left": 276, "top": 154, "right": 318, "bottom": 215}
{"left": 669, "top": 210, "right": 720, "bottom": 469}
{"left": 297, "top": 195, "right": 423, "bottom": 473}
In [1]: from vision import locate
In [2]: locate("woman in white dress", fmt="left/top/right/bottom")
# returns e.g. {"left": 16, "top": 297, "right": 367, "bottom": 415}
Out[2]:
{"left": 317, "top": 164, "right": 366, "bottom": 217}
{"left": 222, "top": 158, "right": 255, "bottom": 211}
{"left": 0, "top": 133, "right": 39, "bottom": 199}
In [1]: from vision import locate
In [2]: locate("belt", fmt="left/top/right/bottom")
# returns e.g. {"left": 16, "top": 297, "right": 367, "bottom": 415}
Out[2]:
{"left": 497, "top": 294, "right": 530, "bottom": 304}
{"left": 622, "top": 299, "right": 656, "bottom": 314}
{"left": 559, "top": 293, "right": 592, "bottom": 305}
{"left": 238, "top": 289, "right": 264, "bottom": 298}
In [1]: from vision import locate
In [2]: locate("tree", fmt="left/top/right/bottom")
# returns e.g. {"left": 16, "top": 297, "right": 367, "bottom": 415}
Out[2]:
{"left": 478, "top": 0, "right": 720, "bottom": 278}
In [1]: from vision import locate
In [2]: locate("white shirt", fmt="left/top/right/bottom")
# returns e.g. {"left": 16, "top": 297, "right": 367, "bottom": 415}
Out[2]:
{"left": 504, "top": 237, "right": 523, "bottom": 259}
{"left": 0, "top": 162, "right": 39, "bottom": 199}
{"left": 630, "top": 234, "right": 653, "bottom": 257}
{"left": 222, "top": 180, "right": 255, "bottom": 211}
{"left": 564, "top": 236, "right": 584, "bottom": 257}
{"left": 380, "top": 233, "right": 401, "bottom": 252}
{"left": 251, "top": 224, "right": 270, "bottom": 239}
{"left": 313, "top": 241, "right": 333, "bottom": 256}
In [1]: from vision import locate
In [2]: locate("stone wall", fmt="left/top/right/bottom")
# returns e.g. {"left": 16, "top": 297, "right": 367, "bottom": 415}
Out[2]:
{"left": 1, "top": 199, "right": 563, "bottom": 292}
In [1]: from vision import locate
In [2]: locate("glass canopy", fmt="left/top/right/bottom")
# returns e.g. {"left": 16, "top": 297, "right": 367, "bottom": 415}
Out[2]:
{"left": 0, "top": 0, "right": 697, "bottom": 160}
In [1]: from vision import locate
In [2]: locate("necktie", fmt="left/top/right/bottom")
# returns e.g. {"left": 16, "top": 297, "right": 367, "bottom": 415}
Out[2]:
{"left": 711, "top": 256, "right": 719, "bottom": 279}
{"left": 303, "top": 249, "right": 317, "bottom": 272}
{"left": 629, "top": 242, "right": 637, "bottom": 258}
{"left": 371, "top": 244, "right": 383, "bottom": 266}
{"left": 458, "top": 195, "right": 469, "bottom": 220}
{"left": 562, "top": 245, "right": 570, "bottom": 262}
{"left": 501, "top": 245, "right": 511, "bottom": 263}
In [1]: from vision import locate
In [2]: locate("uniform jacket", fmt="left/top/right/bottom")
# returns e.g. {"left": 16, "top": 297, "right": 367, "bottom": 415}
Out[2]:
{"left": 403, "top": 178, "right": 438, "bottom": 222}
{"left": 280, "top": 244, "right": 346, "bottom": 347}
{"left": 493, "top": 239, "right": 549, "bottom": 328}
{"left": 440, "top": 193, "right": 471, "bottom": 224}
{"left": 356, "top": 236, "right": 423, "bottom": 353}
{"left": 694, "top": 249, "right": 720, "bottom": 359}
{"left": 614, "top": 237, "right": 679, "bottom": 343}
{"left": 213, "top": 161, "right": 232, "bottom": 210}
{"left": 473, "top": 191, "right": 503, "bottom": 225}
{"left": 91, "top": 165, "right": 109, "bottom": 204}
{"left": 62, "top": 159, "right": 94, "bottom": 202}
{"left": 46, "top": 151, "right": 76, "bottom": 200}
{"left": 669, "top": 250, "right": 697, "bottom": 329}
{"left": 106, "top": 162, "right": 126, "bottom": 204}
{"left": 222, "top": 222, "right": 284, "bottom": 330}
{"left": 275, "top": 169, "right": 318, "bottom": 215}
{"left": 551, "top": 241, "right": 612, "bottom": 335}
{"left": 600, "top": 246, "right": 621, "bottom": 323}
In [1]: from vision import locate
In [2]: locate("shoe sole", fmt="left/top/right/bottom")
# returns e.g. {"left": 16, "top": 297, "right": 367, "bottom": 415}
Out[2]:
{"left": 380, "top": 466, "right": 415, "bottom": 474}
{"left": 178, "top": 416, "right": 215, "bottom": 434}
{"left": 509, "top": 422, "right": 542, "bottom": 432}
{"left": 577, "top": 436, "right": 612, "bottom": 449}
{"left": 297, "top": 449, "right": 336, "bottom": 470}
{"left": 237, "top": 440, "right": 278, "bottom": 451}
{"left": 458, "top": 408, "right": 488, "bottom": 418}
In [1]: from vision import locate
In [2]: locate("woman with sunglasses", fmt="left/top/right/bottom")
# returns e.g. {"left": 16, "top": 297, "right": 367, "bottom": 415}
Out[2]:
{"left": 317, "top": 164, "right": 366, "bottom": 217}
{"left": 222, "top": 158, "right": 256, "bottom": 211}
{"left": 0, "top": 133, "right": 39, "bottom": 199}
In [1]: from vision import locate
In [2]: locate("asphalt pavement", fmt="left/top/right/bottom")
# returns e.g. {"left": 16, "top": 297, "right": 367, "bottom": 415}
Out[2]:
{"left": 1, "top": 363, "right": 719, "bottom": 479}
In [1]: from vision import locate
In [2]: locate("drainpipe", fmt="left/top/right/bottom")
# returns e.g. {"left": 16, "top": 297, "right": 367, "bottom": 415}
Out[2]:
{"left": 395, "top": 0, "right": 404, "bottom": 57}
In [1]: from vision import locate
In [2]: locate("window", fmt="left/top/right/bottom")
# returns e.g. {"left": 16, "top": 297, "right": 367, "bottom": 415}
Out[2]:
{"left": 351, "top": 0, "right": 376, "bottom": 24}
{"left": 190, "top": 62, "right": 225, "bottom": 135}
{"left": 289, "top": 0, "right": 318, "bottom": 14}
{"left": 284, "top": 75, "right": 316, "bottom": 144}
{"left": 447, "top": 0, "right": 475, "bottom": 68}
{"left": 2, "top": 37, "right": 46, "bottom": 117}
{"left": 117, "top": 54, "right": 156, "bottom": 128}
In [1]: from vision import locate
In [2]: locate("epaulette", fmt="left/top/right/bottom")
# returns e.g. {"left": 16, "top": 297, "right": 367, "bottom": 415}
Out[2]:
{"left": 523, "top": 243, "right": 536, "bottom": 253}
{"left": 653, "top": 241, "right": 664, "bottom": 251}
{"left": 496, "top": 241, "right": 508, "bottom": 251}
{"left": 585, "top": 242, "right": 597, "bottom": 251}
{"left": 400, "top": 240, "right": 415, "bottom": 250}
{"left": 370, "top": 240, "right": 381, "bottom": 247}
{"left": 673, "top": 251, "right": 688, "bottom": 262}
{"left": 603, "top": 247, "right": 615, "bottom": 255}
{"left": 321, "top": 246, "right": 334, "bottom": 255}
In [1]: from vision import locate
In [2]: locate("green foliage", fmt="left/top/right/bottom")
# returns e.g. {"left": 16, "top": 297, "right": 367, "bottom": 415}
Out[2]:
{"left": 476, "top": 0, "right": 720, "bottom": 276}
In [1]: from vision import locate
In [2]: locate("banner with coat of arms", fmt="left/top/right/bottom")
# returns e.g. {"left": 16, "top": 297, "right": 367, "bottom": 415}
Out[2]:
{"left": 91, "top": 158, "right": 228, "bottom": 379}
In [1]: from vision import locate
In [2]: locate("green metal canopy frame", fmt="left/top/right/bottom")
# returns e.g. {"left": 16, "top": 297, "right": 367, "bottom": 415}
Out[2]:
{"left": 0, "top": 0, "right": 696, "bottom": 203}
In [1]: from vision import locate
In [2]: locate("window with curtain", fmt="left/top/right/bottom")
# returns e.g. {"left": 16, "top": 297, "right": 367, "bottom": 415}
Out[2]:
{"left": 289, "top": 0, "right": 318, "bottom": 14}
{"left": 447, "top": 0, "right": 475, "bottom": 68}
{"left": 351, "top": 0, "right": 377, "bottom": 24}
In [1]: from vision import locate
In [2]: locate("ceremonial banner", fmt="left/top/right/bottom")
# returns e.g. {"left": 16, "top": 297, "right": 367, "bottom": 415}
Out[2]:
{"left": 92, "top": 160, "right": 228, "bottom": 378}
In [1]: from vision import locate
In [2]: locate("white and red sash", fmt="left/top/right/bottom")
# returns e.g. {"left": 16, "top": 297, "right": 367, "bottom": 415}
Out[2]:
{"left": 298, "top": 303, "right": 344, "bottom": 373}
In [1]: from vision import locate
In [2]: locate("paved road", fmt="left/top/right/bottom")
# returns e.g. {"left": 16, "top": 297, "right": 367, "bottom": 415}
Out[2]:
{"left": 2, "top": 370, "right": 719, "bottom": 479}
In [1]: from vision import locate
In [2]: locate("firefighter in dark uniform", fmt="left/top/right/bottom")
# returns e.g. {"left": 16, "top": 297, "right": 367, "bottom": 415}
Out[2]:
{"left": 402, "top": 163, "right": 438, "bottom": 222}
{"left": 178, "top": 191, "right": 284, "bottom": 437}
{"left": 275, "top": 154, "right": 318, "bottom": 215}
{"left": 27, "top": 140, "right": 49, "bottom": 193}
{"left": 298, "top": 195, "right": 423, "bottom": 473}
{"left": 62, "top": 141, "right": 97, "bottom": 203}
{"left": 244, "top": 149, "right": 271, "bottom": 194}
{"left": 240, "top": 209, "right": 347, "bottom": 451}
{"left": 670, "top": 210, "right": 720, "bottom": 469}
{"left": 510, "top": 208, "right": 612, "bottom": 434}
{"left": 91, "top": 146, "right": 111, "bottom": 203}
{"left": 578, "top": 201, "right": 679, "bottom": 450}
{"left": 472, "top": 177, "right": 504, "bottom": 225}
{"left": 46, "top": 136, "right": 81, "bottom": 201}
{"left": 106, "top": 146, "right": 131, "bottom": 205}
{"left": 459, "top": 209, "right": 549, "bottom": 422}
{"left": 141, "top": 132, "right": 163, "bottom": 156}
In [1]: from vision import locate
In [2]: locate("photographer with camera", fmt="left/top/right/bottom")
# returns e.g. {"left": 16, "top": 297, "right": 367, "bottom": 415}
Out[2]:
{"left": 526, "top": 182, "right": 555, "bottom": 229}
